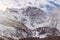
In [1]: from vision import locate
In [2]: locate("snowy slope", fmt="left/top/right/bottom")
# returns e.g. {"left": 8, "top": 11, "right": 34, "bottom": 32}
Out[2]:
{"left": 0, "top": 6, "right": 60, "bottom": 39}
{"left": 0, "top": 0, "right": 60, "bottom": 39}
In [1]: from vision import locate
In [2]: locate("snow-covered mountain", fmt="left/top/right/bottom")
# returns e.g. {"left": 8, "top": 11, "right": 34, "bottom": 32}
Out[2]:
{"left": 0, "top": 0, "right": 60, "bottom": 40}
{"left": 0, "top": 6, "right": 48, "bottom": 39}
{"left": 0, "top": 6, "right": 60, "bottom": 40}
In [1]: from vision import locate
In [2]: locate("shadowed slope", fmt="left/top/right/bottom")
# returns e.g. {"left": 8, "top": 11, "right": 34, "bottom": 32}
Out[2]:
{"left": 20, "top": 36, "right": 60, "bottom": 40}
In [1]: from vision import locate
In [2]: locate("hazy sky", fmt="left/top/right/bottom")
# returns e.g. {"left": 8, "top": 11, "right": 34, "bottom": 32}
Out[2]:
{"left": 0, "top": 0, "right": 48, "bottom": 11}
{"left": 0, "top": 0, "right": 60, "bottom": 11}
{"left": 0, "top": 0, "right": 18, "bottom": 11}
